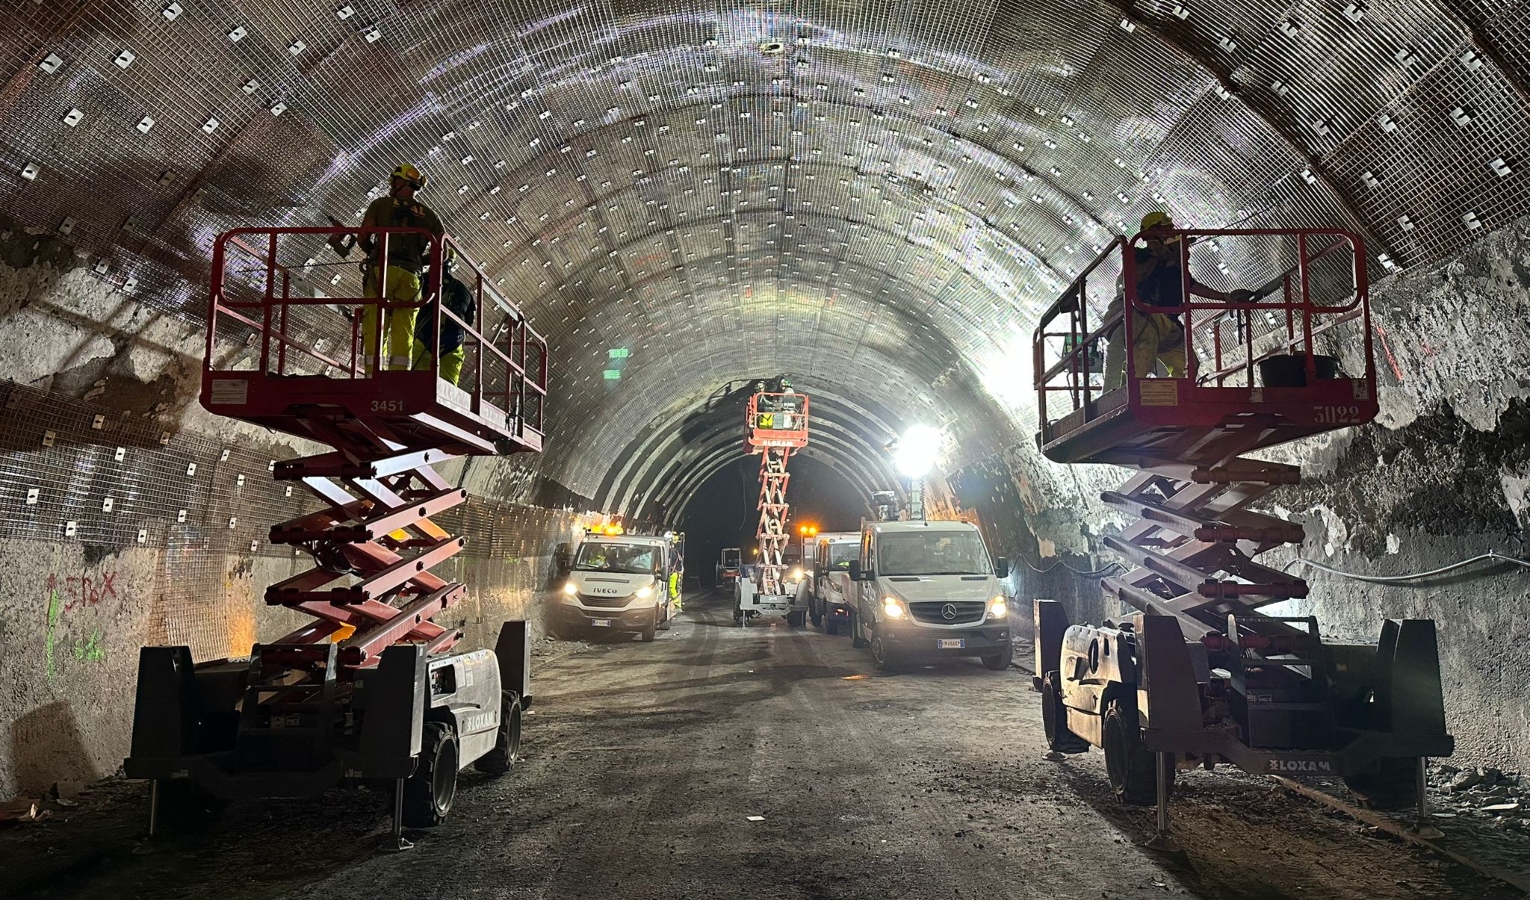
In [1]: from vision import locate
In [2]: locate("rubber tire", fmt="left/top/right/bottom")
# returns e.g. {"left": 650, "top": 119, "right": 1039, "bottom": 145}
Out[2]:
{"left": 640, "top": 610, "right": 657, "bottom": 642}
{"left": 809, "top": 603, "right": 823, "bottom": 627}
{"left": 1343, "top": 758, "right": 1420, "bottom": 810}
{"left": 850, "top": 611, "right": 870, "bottom": 648}
{"left": 787, "top": 610, "right": 806, "bottom": 628}
{"left": 403, "top": 721, "right": 459, "bottom": 827}
{"left": 1102, "top": 701, "right": 1159, "bottom": 806}
{"left": 824, "top": 616, "right": 840, "bottom": 636}
{"left": 474, "top": 692, "right": 522, "bottom": 775}
{"left": 980, "top": 640, "right": 1014, "bottom": 671}
{"left": 1041, "top": 672, "right": 1090, "bottom": 754}
{"left": 870, "top": 633, "right": 898, "bottom": 671}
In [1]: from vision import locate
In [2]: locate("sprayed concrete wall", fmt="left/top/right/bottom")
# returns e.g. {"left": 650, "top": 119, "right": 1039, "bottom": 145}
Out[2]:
{"left": 0, "top": 235, "right": 581, "bottom": 798}
{"left": 951, "top": 215, "right": 1530, "bottom": 775}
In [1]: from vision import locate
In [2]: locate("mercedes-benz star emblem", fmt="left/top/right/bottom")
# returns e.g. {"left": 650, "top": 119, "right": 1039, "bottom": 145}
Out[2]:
{"left": 941, "top": 603, "right": 957, "bottom": 620}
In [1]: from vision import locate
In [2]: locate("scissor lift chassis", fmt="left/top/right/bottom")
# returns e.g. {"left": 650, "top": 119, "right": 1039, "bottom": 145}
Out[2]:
{"left": 1035, "top": 603, "right": 1451, "bottom": 783}
{"left": 125, "top": 623, "right": 531, "bottom": 800}
{"left": 734, "top": 578, "right": 802, "bottom": 625}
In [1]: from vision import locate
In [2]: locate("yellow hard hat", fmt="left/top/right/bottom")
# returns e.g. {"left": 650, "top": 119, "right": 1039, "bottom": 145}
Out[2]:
{"left": 1140, "top": 210, "right": 1173, "bottom": 232}
{"left": 390, "top": 163, "right": 427, "bottom": 189}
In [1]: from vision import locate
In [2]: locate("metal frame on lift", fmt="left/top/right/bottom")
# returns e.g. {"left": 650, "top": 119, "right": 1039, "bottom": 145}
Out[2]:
{"left": 735, "top": 391, "right": 810, "bottom": 625}
{"left": 125, "top": 226, "right": 546, "bottom": 847}
{"left": 1031, "top": 228, "right": 1452, "bottom": 847}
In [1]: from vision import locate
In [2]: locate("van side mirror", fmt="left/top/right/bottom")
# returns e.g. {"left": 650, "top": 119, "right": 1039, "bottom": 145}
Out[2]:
{"left": 848, "top": 561, "right": 863, "bottom": 581}
{"left": 995, "top": 557, "right": 1010, "bottom": 579}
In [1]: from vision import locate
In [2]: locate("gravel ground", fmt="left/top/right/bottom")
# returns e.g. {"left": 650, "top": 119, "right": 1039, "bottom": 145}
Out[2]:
{"left": 1, "top": 589, "right": 1521, "bottom": 899}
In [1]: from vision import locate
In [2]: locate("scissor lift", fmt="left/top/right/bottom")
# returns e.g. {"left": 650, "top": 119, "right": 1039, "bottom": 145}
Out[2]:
{"left": 125, "top": 226, "right": 548, "bottom": 847}
{"left": 1030, "top": 228, "right": 1451, "bottom": 845}
{"left": 735, "top": 391, "right": 811, "bottom": 626}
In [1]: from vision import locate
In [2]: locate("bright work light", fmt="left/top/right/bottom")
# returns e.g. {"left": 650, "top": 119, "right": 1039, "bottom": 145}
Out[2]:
{"left": 895, "top": 424, "right": 942, "bottom": 477}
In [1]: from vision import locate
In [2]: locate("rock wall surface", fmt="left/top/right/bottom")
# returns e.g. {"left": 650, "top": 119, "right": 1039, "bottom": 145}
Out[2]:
{"left": 0, "top": 236, "right": 580, "bottom": 798}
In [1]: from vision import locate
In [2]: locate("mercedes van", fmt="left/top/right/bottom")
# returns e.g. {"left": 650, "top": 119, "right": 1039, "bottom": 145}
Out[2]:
{"left": 805, "top": 532, "right": 859, "bottom": 635}
{"left": 847, "top": 520, "right": 1012, "bottom": 670}
{"left": 555, "top": 534, "right": 676, "bottom": 642}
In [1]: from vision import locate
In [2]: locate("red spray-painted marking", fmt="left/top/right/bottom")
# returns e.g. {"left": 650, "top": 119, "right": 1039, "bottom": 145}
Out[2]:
{"left": 44, "top": 571, "right": 119, "bottom": 614}
{"left": 1373, "top": 323, "right": 1405, "bottom": 384}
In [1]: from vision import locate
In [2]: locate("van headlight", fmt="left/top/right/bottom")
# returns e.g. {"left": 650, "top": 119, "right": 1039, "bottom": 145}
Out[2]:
{"left": 562, "top": 580, "right": 577, "bottom": 596}
{"left": 635, "top": 584, "right": 654, "bottom": 599}
{"left": 881, "top": 596, "right": 907, "bottom": 619}
{"left": 789, "top": 567, "right": 803, "bottom": 581}
{"left": 987, "top": 596, "right": 1008, "bottom": 619}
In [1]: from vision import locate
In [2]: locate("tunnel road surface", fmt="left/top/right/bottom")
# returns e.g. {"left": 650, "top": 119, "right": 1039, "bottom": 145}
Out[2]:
{"left": 2, "top": 588, "right": 1518, "bottom": 900}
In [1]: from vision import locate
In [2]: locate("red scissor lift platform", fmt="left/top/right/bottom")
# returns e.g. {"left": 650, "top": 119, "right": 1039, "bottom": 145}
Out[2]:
{"left": 127, "top": 227, "right": 547, "bottom": 844}
{"left": 734, "top": 391, "right": 810, "bottom": 625}
{"left": 1030, "top": 228, "right": 1451, "bottom": 843}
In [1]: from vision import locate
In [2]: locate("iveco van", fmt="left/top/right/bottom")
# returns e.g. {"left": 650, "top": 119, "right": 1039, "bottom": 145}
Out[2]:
{"left": 847, "top": 520, "right": 1012, "bottom": 670}
{"left": 804, "top": 532, "right": 859, "bottom": 635}
{"left": 555, "top": 534, "right": 676, "bottom": 641}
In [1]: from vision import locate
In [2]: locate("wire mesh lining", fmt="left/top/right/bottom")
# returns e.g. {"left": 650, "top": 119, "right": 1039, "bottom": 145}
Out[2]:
{"left": 6, "top": 0, "right": 1530, "bottom": 498}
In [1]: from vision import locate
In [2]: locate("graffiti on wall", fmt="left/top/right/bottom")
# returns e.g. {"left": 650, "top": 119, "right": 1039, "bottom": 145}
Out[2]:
{"left": 44, "top": 570, "right": 119, "bottom": 680}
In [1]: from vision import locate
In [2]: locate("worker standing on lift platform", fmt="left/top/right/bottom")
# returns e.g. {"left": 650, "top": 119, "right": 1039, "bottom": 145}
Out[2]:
{"left": 358, "top": 164, "right": 445, "bottom": 373}
{"left": 1129, "top": 211, "right": 1254, "bottom": 380}
{"left": 413, "top": 250, "right": 476, "bottom": 387}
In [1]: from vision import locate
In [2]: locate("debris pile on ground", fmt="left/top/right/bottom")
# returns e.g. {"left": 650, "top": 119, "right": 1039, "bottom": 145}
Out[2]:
{"left": 1430, "top": 763, "right": 1530, "bottom": 830}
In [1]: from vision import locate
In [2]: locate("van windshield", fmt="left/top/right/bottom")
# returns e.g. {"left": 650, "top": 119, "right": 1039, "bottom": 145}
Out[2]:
{"left": 574, "top": 542, "right": 659, "bottom": 574}
{"left": 877, "top": 531, "right": 990, "bottom": 576}
{"left": 826, "top": 542, "right": 858, "bottom": 569}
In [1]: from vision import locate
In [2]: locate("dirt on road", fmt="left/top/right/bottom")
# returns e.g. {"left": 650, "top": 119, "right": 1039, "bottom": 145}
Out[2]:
{"left": 1, "top": 590, "right": 1520, "bottom": 899}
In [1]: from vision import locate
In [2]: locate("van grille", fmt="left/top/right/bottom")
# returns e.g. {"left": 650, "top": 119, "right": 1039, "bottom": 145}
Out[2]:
{"left": 579, "top": 595, "right": 631, "bottom": 609}
{"left": 908, "top": 601, "right": 985, "bottom": 625}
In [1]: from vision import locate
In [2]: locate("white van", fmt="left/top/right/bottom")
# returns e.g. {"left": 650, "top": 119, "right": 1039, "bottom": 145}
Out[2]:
{"left": 803, "top": 532, "right": 859, "bottom": 635}
{"left": 555, "top": 534, "right": 677, "bottom": 642}
{"left": 847, "top": 520, "right": 1012, "bottom": 670}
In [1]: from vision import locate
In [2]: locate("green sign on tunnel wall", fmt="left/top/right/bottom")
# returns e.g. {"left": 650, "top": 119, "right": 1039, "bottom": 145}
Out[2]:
{"left": 603, "top": 369, "right": 621, "bottom": 380}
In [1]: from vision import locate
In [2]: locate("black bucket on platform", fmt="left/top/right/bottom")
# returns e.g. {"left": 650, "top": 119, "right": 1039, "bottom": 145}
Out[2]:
{"left": 1258, "top": 354, "right": 1339, "bottom": 387}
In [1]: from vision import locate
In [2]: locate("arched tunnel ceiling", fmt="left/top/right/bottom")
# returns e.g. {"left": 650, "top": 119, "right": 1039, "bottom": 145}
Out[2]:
{"left": 6, "top": 0, "right": 1529, "bottom": 508}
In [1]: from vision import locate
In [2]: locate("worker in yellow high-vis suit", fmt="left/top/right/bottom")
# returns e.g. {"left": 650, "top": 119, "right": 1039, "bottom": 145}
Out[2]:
{"left": 358, "top": 164, "right": 445, "bottom": 373}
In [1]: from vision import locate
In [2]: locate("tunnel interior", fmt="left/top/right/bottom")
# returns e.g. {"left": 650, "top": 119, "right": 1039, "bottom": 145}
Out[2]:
{"left": 679, "top": 450, "right": 871, "bottom": 583}
{"left": 1, "top": 0, "right": 1529, "bottom": 802}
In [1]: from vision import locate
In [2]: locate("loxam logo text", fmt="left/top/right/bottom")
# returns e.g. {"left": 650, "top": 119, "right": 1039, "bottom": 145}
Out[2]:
{"left": 461, "top": 711, "right": 498, "bottom": 734}
{"left": 1268, "top": 758, "right": 1333, "bottom": 773}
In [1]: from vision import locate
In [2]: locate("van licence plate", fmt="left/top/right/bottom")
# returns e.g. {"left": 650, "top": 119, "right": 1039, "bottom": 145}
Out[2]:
{"left": 937, "top": 638, "right": 965, "bottom": 650}
{"left": 591, "top": 619, "right": 612, "bottom": 627}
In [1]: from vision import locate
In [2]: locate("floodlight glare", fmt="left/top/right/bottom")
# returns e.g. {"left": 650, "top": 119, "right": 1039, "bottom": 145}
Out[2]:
{"left": 895, "top": 424, "right": 942, "bottom": 477}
